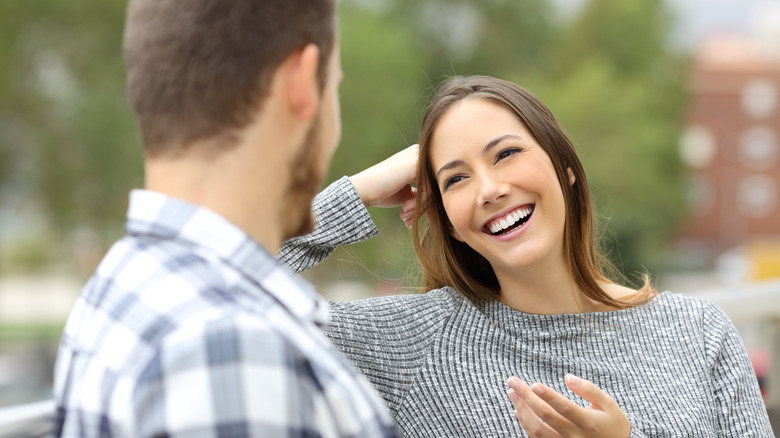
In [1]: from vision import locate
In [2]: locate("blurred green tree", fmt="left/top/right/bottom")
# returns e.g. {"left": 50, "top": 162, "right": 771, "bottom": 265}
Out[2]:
{"left": 528, "top": 0, "right": 687, "bottom": 280}
{"left": 0, "top": 0, "right": 141, "bottom": 272}
{"left": 391, "top": 0, "right": 555, "bottom": 79}
{"left": 0, "top": 0, "right": 686, "bottom": 286}
{"left": 308, "top": 2, "right": 428, "bottom": 285}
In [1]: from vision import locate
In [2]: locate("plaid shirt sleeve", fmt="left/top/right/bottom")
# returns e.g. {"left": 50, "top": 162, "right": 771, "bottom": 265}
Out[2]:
{"left": 133, "top": 315, "right": 386, "bottom": 437}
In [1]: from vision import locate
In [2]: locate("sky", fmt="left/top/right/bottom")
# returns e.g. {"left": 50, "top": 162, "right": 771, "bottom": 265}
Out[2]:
{"left": 552, "top": 0, "right": 780, "bottom": 50}
{"left": 671, "top": 0, "right": 780, "bottom": 47}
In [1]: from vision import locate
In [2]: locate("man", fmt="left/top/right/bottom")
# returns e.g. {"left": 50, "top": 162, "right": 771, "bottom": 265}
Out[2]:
{"left": 53, "top": 0, "right": 397, "bottom": 436}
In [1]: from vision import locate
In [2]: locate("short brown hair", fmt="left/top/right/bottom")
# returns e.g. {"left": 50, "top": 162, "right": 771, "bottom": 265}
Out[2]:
{"left": 413, "top": 76, "right": 655, "bottom": 308}
{"left": 123, "top": 0, "right": 336, "bottom": 156}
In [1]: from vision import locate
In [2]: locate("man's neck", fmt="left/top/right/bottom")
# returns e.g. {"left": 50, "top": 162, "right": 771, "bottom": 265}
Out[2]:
{"left": 144, "top": 147, "right": 287, "bottom": 254}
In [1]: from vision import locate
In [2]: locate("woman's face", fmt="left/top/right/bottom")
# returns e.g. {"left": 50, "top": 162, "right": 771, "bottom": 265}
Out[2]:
{"left": 429, "top": 98, "right": 569, "bottom": 278}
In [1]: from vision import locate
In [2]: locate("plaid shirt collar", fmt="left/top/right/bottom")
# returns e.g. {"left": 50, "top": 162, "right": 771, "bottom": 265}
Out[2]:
{"left": 125, "top": 189, "right": 330, "bottom": 326}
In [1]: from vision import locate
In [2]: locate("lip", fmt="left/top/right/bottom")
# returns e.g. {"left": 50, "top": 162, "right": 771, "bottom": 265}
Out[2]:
{"left": 481, "top": 203, "right": 535, "bottom": 241}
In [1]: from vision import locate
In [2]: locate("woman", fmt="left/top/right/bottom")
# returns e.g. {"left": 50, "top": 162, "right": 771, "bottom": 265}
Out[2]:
{"left": 279, "top": 76, "right": 772, "bottom": 437}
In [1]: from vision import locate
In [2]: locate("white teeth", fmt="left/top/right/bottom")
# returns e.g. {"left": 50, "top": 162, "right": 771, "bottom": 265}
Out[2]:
{"left": 487, "top": 206, "right": 534, "bottom": 234}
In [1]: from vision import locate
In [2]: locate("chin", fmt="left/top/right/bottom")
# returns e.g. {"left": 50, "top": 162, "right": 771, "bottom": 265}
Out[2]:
{"left": 281, "top": 117, "right": 327, "bottom": 240}
{"left": 285, "top": 212, "right": 316, "bottom": 240}
{"left": 491, "top": 247, "right": 551, "bottom": 273}
{"left": 282, "top": 183, "right": 320, "bottom": 240}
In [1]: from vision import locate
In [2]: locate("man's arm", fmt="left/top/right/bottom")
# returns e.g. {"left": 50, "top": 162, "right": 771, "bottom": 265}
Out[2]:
{"left": 133, "top": 317, "right": 344, "bottom": 437}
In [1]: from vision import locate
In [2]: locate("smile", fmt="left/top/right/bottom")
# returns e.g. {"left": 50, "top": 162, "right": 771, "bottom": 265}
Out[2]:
{"left": 484, "top": 205, "right": 535, "bottom": 236}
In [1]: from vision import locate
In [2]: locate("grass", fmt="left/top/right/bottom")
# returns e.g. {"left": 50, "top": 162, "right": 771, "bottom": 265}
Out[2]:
{"left": 0, "top": 322, "right": 65, "bottom": 343}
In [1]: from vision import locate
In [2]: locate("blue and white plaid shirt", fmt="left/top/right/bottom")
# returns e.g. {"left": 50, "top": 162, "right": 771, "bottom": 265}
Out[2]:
{"left": 53, "top": 179, "right": 397, "bottom": 437}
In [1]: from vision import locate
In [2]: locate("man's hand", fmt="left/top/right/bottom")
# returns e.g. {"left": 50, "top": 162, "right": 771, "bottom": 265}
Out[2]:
{"left": 506, "top": 374, "right": 631, "bottom": 438}
{"left": 349, "top": 144, "right": 420, "bottom": 227}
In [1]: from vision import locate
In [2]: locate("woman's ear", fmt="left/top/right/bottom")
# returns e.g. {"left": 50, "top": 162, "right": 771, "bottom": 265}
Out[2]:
{"left": 567, "top": 167, "right": 576, "bottom": 186}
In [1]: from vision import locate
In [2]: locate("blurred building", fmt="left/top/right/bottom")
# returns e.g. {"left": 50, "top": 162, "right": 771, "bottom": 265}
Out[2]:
{"left": 679, "top": 33, "right": 780, "bottom": 280}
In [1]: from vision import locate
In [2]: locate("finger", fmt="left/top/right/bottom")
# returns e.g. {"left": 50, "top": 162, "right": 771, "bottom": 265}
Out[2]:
{"left": 516, "top": 399, "right": 560, "bottom": 438}
{"left": 508, "top": 389, "right": 550, "bottom": 438}
{"left": 507, "top": 378, "right": 566, "bottom": 436}
{"left": 402, "top": 196, "right": 416, "bottom": 213}
{"left": 526, "top": 382, "right": 582, "bottom": 434}
{"left": 564, "top": 374, "right": 617, "bottom": 413}
{"left": 400, "top": 206, "right": 415, "bottom": 223}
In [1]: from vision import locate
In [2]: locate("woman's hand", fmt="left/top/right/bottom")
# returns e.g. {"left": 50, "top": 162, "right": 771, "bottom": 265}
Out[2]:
{"left": 349, "top": 144, "right": 420, "bottom": 227}
{"left": 506, "top": 374, "right": 631, "bottom": 438}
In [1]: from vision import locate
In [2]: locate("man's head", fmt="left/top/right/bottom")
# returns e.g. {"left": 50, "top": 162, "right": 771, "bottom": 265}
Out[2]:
{"left": 124, "top": 0, "right": 337, "bottom": 157}
{"left": 124, "top": 0, "right": 342, "bottom": 244}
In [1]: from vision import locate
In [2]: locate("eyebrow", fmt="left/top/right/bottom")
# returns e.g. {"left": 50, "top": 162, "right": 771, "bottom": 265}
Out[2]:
{"left": 435, "top": 134, "right": 525, "bottom": 178}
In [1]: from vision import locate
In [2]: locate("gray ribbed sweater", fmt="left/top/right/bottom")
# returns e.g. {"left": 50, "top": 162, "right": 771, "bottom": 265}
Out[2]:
{"left": 279, "top": 177, "right": 773, "bottom": 437}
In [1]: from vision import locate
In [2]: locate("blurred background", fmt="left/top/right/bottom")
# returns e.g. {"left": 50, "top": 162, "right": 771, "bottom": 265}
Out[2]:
{"left": 1, "top": 0, "right": 779, "bottom": 429}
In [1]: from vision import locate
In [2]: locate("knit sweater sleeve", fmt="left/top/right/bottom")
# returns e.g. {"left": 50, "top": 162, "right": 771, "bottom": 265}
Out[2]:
{"left": 278, "top": 176, "right": 378, "bottom": 273}
{"left": 702, "top": 301, "right": 773, "bottom": 436}
{"left": 324, "top": 289, "right": 461, "bottom": 414}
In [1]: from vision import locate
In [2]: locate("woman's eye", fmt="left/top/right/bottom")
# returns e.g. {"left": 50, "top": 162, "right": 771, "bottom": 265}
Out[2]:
{"left": 443, "top": 175, "right": 465, "bottom": 190}
{"left": 496, "top": 148, "right": 521, "bottom": 163}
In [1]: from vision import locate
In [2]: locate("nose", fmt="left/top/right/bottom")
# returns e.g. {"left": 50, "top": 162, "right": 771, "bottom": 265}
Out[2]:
{"left": 477, "top": 172, "right": 509, "bottom": 206}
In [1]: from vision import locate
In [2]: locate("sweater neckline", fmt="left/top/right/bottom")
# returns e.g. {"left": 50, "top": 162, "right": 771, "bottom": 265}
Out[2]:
{"left": 476, "top": 290, "right": 670, "bottom": 333}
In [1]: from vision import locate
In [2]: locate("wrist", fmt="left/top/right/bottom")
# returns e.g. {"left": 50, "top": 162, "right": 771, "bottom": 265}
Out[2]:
{"left": 348, "top": 173, "right": 371, "bottom": 206}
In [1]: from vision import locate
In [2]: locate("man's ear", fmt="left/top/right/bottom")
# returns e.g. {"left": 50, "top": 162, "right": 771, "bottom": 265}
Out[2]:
{"left": 567, "top": 167, "right": 576, "bottom": 186}
{"left": 281, "top": 43, "right": 320, "bottom": 121}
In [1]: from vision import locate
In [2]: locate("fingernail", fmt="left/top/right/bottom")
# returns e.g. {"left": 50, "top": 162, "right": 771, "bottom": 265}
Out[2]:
{"left": 566, "top": 374, "right": 580, "bottom": 388}
{"left": 506, "top": 377, "right": 518, "bottom": 388}
{"left": 531, "top": 383, "right": 543, "bottom": 395}
{"left": 507, "top": 388, "right": 519, "bottom": 403}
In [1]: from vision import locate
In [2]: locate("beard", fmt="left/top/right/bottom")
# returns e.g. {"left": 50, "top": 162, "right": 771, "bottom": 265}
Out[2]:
{"left": 281, "top": 113, "right": 327, "bottom": 240}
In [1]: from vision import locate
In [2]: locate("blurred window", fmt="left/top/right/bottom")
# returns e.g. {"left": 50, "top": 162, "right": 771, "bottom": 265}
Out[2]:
{"left": 741, "top": 79, "right": 777, "bottom": 119}
{"left": 738, "top": 175, "right": 778, "bottom": 217}
{"left": 680, "top": 125, "right": 716, "bottom": 168}
{"left": 739, "top": 127, "right": 778, "bottom": 170}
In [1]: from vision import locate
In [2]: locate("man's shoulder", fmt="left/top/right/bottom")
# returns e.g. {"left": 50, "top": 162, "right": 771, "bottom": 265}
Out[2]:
{"left": 64, "top": 235, "right": 262, "bottom": 367}
{"left": 96, "top": 234, "right": 224, "bottom": 290}
{"left": 97, "top": 234, "right": 249, "bottom": 309}
{"left": 142, "top": 313, "right": 305, "bottom": 380}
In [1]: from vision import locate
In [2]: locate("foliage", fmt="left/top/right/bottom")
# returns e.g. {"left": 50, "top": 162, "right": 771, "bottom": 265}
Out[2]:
{"left": 0, "top": 0, "right": 141, "bottom": 255}
{"left": 0, "top": 0, "right": 687, "bottom": 284}
{"left": 529, "top": 0, "right": 687, "bottom": 278}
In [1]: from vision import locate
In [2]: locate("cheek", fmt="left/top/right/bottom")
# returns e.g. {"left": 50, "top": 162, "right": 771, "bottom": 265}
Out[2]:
{"left": 442, "top": 196, "right": 471, "bottom": 232}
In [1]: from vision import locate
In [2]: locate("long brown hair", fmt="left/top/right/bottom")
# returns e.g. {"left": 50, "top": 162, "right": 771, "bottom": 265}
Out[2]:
{"left": 412, "top": 76, "right": 655, "bottom": 308}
